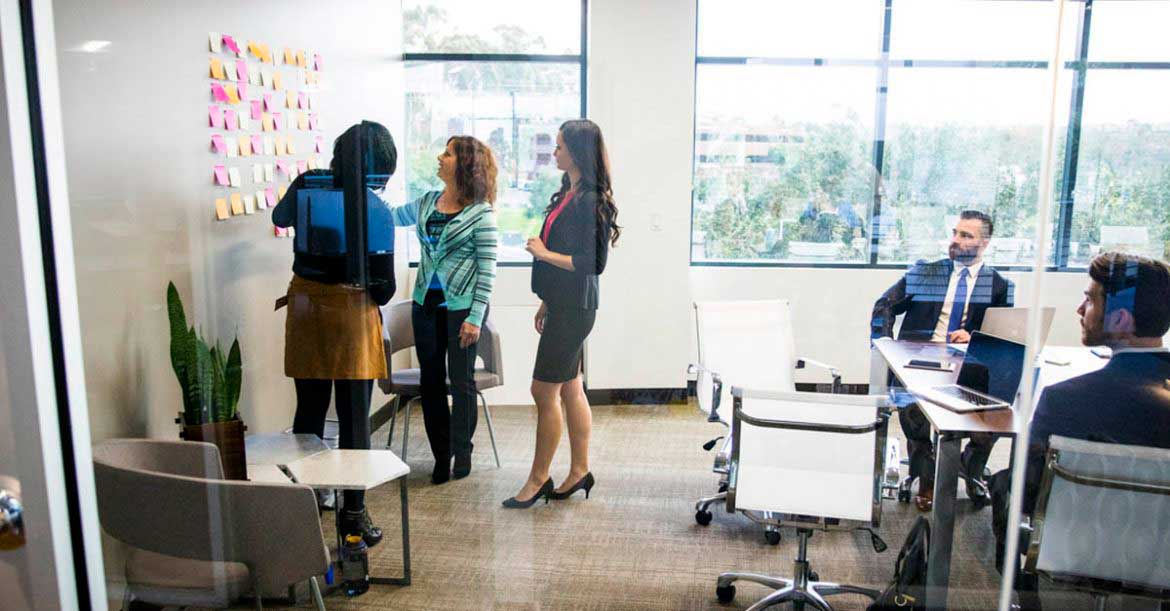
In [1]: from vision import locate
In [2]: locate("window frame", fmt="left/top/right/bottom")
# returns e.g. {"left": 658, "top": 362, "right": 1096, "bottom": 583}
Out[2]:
{"left": 690, "top": 0, "right": 1170, "bottom": 271}
{"left": 402, "top": 0, "right": 589, "bottom": 268}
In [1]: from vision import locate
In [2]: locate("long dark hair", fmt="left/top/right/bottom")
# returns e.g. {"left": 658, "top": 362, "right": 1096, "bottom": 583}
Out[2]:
{"left": 330, "top": 120, "right": 397, "bottom": 189}
{"left": 547, "top": 119, "right": 621, "bottom": 245}
{"left": 447, "top": 135, "right": 498, "bottom": 206}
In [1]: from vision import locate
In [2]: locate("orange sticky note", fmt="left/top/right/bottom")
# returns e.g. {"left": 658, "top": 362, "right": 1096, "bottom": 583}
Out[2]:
{"left": 209, "top": 57, "right": 225, "bottom": 80}
{"left": 286, "top": 139, "right": 296, "bottom": 155}
{"left": 259, "top": 43, "right": 272, "bottom": 64}
{"left": 283, "top": 48, "right": 294, "bottom": 65}
{"left": 225, "top": 83, "right": 240, "bottom": 105}
{"left": 274, "top": 135, "right": 286, "bottom": 156}
{"left": 262, "top": 113, "right": 274, "bottom": 132}
{"left": 230, "top": 193, "right": 244, "bottom": 215}
{"left": 296, "top": 50, "right": 307, "bottom": 68}
{"left": 277, "top": 185, "right": 288, "bottom": 199}
{"left": 272, "top": 71, "right": 283, "bottom": 91}
{"left": 297, "top": 112, "right": 308, "bottom": 130}
{"left": 215, "top": 198, "right": 229, "bottom": 221}
{"left": 238, "top": 135, "right": 252, "bottom": 157}
{"left": 286, "top": 90, "right": 296, "bottom": 109}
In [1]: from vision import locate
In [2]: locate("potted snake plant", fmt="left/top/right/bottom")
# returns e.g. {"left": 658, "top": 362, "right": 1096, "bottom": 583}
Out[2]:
{"left": 167, "top": 282, "right": 248, "bottom": 480}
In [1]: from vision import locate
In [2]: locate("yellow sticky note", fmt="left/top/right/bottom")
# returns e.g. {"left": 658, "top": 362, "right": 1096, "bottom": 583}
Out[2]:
{"left": 286, "top": 139, "right": 296, "bottom": 155}
{"left": 209, "top": 57, "right": 225, "bottom": 80}
{"left": 230, "top": 193, "right": 244, "bottom": 215}
{"left": 248, "top": 41, "right": 261, "bottom": 59}
{"left": 262, "top": 113, "right": 274, "bottom": 132}
{"left": 225, "top": 83, "right": 240, "bottom": 105}
{"left": 274, "top": 135, "right": 286, "bottom": 156}
{"left": 272, "top": 71, "right": 283, "bottom": 91}
{"left": 296, "top": 50, "right": 307, "bottom": 68}
{"left": 238, "top": 135, "right": 252, "bottom": 157}
{"left": 259, "top": 43, "right": 272, "bottom": 64}
{"left": 277, "top": 185, "right": 288, "bottom": 200}
{"left": 283, "top": 48, "right": 294, "bottom": 65}
{"left": 286, "top": 90, "right": 296, "bottom": 109}
{"left": 215, "top": 198, "right": 229, "bottom": 221}
{"left": 297, "top": 112, "right": 308, "bottom": 130}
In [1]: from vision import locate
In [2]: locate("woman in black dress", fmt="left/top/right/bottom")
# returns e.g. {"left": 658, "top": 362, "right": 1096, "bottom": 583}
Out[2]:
{"left": 504, "top": 119, "right": 621, "bottom": 508}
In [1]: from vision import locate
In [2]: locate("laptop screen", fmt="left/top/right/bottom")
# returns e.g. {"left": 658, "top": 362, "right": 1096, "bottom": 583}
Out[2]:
{"left": 956, "top": 331, "right": 1027, "bottom": 402}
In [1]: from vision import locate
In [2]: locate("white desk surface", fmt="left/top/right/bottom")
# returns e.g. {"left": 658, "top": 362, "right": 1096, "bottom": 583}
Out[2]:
{"left": 246, "top": 463, "right": 294, "bottom": 485}
{"left": 285, "top": 449, "right": 410, "bottom": 491}
{"left": 245, "top": 433, "right": 329, "bottom": 466}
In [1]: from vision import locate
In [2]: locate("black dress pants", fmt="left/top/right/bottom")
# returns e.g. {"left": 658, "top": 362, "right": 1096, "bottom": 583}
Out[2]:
{"left": 899, "top": 401, "right": 996, "bottom": 485}
{"left": 412, "top": 289, "right": 480, "bottom": 463}
{"left": 292, "top": 378, "right": 373, "bottom": 510}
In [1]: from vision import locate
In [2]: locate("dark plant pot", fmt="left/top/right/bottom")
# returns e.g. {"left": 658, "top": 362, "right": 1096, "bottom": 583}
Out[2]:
{"left": 180, "top": 418, "right": 248, "bottom": 480}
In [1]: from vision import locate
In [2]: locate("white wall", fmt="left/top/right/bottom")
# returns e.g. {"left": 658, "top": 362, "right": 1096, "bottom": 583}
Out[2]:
{"left": 54, "top": 0, "right": 405, "bottom": 439}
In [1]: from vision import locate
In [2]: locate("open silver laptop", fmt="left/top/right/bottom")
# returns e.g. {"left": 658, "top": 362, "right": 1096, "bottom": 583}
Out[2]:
{"left": 914, "top": 331, "right": 1027, "bottom": 413}
{"left": 981, "top": 307, "right": 1056, "bottom": 346}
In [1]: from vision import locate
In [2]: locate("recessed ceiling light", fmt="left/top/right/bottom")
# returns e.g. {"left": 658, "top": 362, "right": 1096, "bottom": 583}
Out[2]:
{"left": 75, "top": 40, "right": 111, "bottom": 53}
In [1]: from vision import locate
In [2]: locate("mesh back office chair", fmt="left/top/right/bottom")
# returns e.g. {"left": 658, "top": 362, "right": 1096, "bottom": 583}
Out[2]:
{"left": 690, "top": 300, "right": 843, "bottom": 544}
{"left": 378, "top": 300, "right": 501, "bottom": 467}
{"left": 715, "top": 387, "right": 890, "bottom": 611}
{"left": 1022, "top": 436, "right": 1170, "bottom": 611}
{"left": 92, "top": 439, "right": 329, "bottom": 611}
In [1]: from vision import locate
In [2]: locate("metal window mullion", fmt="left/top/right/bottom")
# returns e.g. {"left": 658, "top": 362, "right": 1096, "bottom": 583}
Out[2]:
{"left": 1054, "top": 0, "right": 1093, "bottom": 269}
{"left": 580, "top": 0, "right": 588, "bottom": 116}
{"left": 402, "top": 52, "right": 581, "bottom": 63}
{"left": 868, "top": 0, "right": 893, "bottom": 265}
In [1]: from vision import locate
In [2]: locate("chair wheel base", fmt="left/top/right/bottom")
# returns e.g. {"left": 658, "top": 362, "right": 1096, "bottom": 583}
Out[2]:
{"left": 764, "top": 530, "right": 781, "bottom": 545}
{"left": 898, "top": 489, "right": 912, "bottom": 503}
{"left": 696, "top": 510, "right": 713, "bottom": 526}
{"left": 715, "top": 584, "right": 736, "bottom": 604}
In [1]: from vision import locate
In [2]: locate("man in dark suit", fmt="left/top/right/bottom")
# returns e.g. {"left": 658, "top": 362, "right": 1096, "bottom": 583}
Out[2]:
{"left": 872, "top": 210, "right": 1015, "bottom": 511}
{"left": 992, "top": 252, "right": 1170, "bottom": 607}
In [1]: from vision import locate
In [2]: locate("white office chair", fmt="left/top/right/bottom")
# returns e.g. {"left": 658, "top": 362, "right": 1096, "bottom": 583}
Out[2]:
{"left": 1022, "top": 436, "right": 1170, "bottom": 610}
{"left": 690, "top": 300, "right": 842, "bottom": 544}
{"left": 715, "top": 386, "right": 890, "bottom": 611}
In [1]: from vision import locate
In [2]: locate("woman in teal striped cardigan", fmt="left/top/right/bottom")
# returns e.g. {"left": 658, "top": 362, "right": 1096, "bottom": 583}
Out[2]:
{"left": 388, "top": 136, "right": 498, "bottom": 484}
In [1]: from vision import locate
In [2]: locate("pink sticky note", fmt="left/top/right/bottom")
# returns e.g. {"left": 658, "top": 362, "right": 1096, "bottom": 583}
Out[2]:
{"left": 251, "top": 134, "right": 263, "bottom": 154}
{"left": 237, "top": 81, "right": 249, "bottom": 100}
{"left": 313, "top": 54, "right": 323, "bottom": 71}
{"left": 276, "top": 160, "right": 291, "bottom": 175}
{"left": 222, "top": 34, "right": 241, "bottom": 55}
{"left": 272, "top": 112, "right": 283, "bottom": 131}
{"left": 298, "top": 92, "right": 307, "bottom": 109}
{"left": 250, "top": 99, "right": 263, "bottom": 120}
{"left": 235, "top": 59, "right": 247, "bottom": 82}
{"left": 314, "top": 136, "right": 324, "bottom": 154}
{"left": 224, "top": 109, "right": 238, "bottom": 131}
{"left": 208, "top": 104, "right": 224, "bottom": 128}
{"left": 210, "top": 134, "right": 226, "bottom": 154}
{"left": 211, "top": 83, "right": 229, "bottom": 102}
{"left": 265, "top": 187, "right": 277, "bottom": 207}
{"left": 297, "top": 160, "right": 308, "bottom": 175}
{"left": 213, "top": 165, "right": 229, "bottom": 186}
{"left": 263, "top": 93, "right": 275, "bottom": 112}
{"left": 308, "top": 114, "right": 318, "bottom": 131}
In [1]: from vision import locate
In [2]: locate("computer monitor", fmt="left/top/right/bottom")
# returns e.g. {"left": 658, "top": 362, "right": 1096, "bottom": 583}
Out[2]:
{"left": 956, "top": 331, "right": 1027, "bottom": 403}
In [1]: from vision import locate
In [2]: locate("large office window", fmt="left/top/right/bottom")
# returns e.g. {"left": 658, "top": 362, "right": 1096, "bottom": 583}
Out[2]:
{"left": 692, "top": 0, "right": 1170, "bottom": 269}
{"left": 403, "top": 0, "right": 586, "bottom": 263}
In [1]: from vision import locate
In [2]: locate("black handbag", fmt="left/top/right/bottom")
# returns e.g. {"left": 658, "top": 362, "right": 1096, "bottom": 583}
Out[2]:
{"left": 868, "top": 516, "right": 930, "bottom": 611}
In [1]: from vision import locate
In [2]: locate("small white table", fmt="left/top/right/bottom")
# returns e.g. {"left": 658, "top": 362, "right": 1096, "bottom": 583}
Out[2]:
{"left": 285, "top": 449, "right": 412, "bottom": 586}
{"left": 245, "top": 463, "right": 294, "bottom": 485}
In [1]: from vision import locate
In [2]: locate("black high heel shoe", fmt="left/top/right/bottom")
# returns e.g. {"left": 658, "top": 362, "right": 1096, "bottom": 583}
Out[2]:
{"left": 502, "top": 478, "right": 554, "bottom": 509}
{"left": 549, "top": 472, "right": 595, "bottom": 500}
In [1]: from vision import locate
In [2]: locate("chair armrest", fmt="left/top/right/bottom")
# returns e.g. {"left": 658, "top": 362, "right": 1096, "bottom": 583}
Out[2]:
{"left": 733, "top": 401, "right": 886, "bottom": 435}
{"left": 795, "top": 357, "right": 843, "bottom": 393}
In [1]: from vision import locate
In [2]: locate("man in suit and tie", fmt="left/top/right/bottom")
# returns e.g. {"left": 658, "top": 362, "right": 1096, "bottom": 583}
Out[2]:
{"left": 872, "top": 210, "right": 1015, "bottom": 511}
{"left": 991, "top": 251, "right": 1170, "bottom": 609}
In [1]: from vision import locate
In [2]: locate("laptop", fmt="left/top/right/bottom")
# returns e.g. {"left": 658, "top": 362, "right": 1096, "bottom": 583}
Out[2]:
{"left": 914, "top": 331, "right": 1027, "bottom": 413}
{"left": 981, "top": 307, "right": 1056, "bottom": 347}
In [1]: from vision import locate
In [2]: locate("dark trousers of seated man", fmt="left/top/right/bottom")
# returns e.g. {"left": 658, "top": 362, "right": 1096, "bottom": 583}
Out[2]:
{"left": 990, "top": 471, "right": 1042, "bottom": 610}
{"left": 899, "top": 401, "right": 996, "bottom": 494}
{"left": 292, "top": 379, "right": 373, "bottom": 511}
{"left": 412, "top": 289, "right": 481, "bottom": 464}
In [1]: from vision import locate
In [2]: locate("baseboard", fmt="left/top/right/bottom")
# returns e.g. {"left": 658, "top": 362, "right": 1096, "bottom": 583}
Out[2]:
{"left": 585, "top": 387, "right": 689, "bottom": 405}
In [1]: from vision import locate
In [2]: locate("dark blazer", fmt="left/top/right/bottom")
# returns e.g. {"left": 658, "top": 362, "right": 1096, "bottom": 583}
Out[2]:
{"left": 531, "top": 189, "right": 610, "bottom": 310}
{"left": 871, "top": 258, "right": 1014, "bottom": 341}
{"left": 1020, "top": 350, "right": 1170, "bottom": 511}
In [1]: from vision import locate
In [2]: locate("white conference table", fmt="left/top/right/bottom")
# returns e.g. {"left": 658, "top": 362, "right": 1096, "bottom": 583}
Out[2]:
{"left": 870, "top": 338, "right": 1107, "bottom": 611}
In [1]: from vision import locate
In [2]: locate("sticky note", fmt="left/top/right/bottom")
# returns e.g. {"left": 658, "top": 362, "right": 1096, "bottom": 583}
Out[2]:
{"left": 230, "top": 193, "right": 244, "bottom": 215}
{"left": 278, "top": 185, "right": 288, "bottom": 199}
{"left": 306, "top": 158, "right": 316, "bottom": 170}
{"left": 224, "top": 109, "right": 238, "bottom": 131}
{"left": 211, "top": 83, "right": 229, "bottom": 102}
{"left": 263, "top": 93, "right": 275, "bottom": 112}
{"left": 297, "top": 160, "right": 308, "bottom": 175}
{"left": 262, "top": 138, "right": 274, "bottom": 156}
{"left": 296, "top": 50, "right": 307, "bottom": 68}
{"left": 272, "top": 112, "right": 283, "bottom": 131}
{"left": 215, "top": 197, "right": 229, "bottom": 220}
{"left": 226, "top": 138, "right": 239, "bottom": 157}
{"left": 260, "top": 68, "right": 271, "bottom": 87}
{"left": 252, "top": 164, "right": 264, "bottom": 183}
{"left": 210, "top": 134, "right": 226, "bottom": 154}
{"left": 213, "top": 165, "right": 229, "bottom": 186}
{"left": 261, "top": 113, "right": 273, "bottom": 132}
{"left": 265, "top": 187, "right": 277, "bottom": 207}
{"left": 238, "top": 113, "right": 250, "bottom": 131}
{"left": 313, "top": 54, "right": 323, "bottom": 71}
{"left": 208, "top": 104, "right": 224, "bottom": 128}
{"left": 286, "top": 139, "right": 296, "bottom": 155}
{"left": 283, "top": 48, "right": 294, "bottom": 65}
{"left": 297, "top": 112, "right": 308, "bottom": 130}
{"left": 276, "top": 159, "right": 290, "bottom": 175}
{"left": 238, "top": 135, "right": 252, "bottom": 157}
{"left": 297, "top": 91, "right": 307, "bottom": 110}
{"left": 249, "top": 99, "right": 262, "bottom": 121}
{"left": 243, "top": 194, "right": 256, "bottom": 214}
{"left": 284, "top": 90, "right": 294, "bottom": 109}
{"left": 308, "top": 114, "right": 317, "bottom": 131}
{"left": 235, "top": 59, "right": 247, "bottom": 82}
{"left": 287, "top": 226, "right": 296, "bottom": 238}
{"left": 251, "top": 135, "right": 263, "bottom": 155}
{"left": 223, "top": 60, "right": 238, "bottom": 82}
{"left": 222, "top": 34, "right": 241, "bottom": 56}
{"left": 209, "top": 32, "right": 222, "bottom": 53}
{"left": 228, "top": 167, "right": 242, "bottom": 187}
{"left": 306, "top": 93, "right": 314, "bottom": 111}
{"left": 248, "top": 64, "right": 261, "bottom": 85}
{"left": 255, "top": 189, "right": 267, "bottom": 209}
{"left": 272, "top": 71, "right": 283, "bottom": 91}
{"left": 274, "top": 136, "right": 285, "bottom": 156}
{"left": 259, "top": 43, "right": 272, "bottom": 64}
{"left": 264, "top": 163, "right": 275, "bottom": 181}
{"left": 209, "top": 57, "right": 225, "bottom": 80}
{"left": 315, "top": 136, "right": 324, "bottom": 154}
{"left": 237, "top": 81, "right": 249, "bottom": 100}
{"left": 225, "top": 83, "right": 240, "bottom": 105}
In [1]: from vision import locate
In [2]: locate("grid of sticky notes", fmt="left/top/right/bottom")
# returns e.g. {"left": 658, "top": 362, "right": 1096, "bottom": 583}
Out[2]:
{"left": 208, "top": 32, "right": 325, "bottom": 236}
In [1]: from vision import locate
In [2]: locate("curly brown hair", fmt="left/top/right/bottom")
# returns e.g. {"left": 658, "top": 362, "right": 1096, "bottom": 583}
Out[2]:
{"left": 446, "top": 136, "right": 497, "bottom": 206}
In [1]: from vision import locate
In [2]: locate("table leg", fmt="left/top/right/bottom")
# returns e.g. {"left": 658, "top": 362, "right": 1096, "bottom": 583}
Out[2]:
{"left": 926, "top": 433, "right": 961, "bottom": 611}
{"left": 870, "top": 346, "right": 890, "bottom": 396}
{"left": 369, "top": 477, "right": 411, "bottom": 586}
